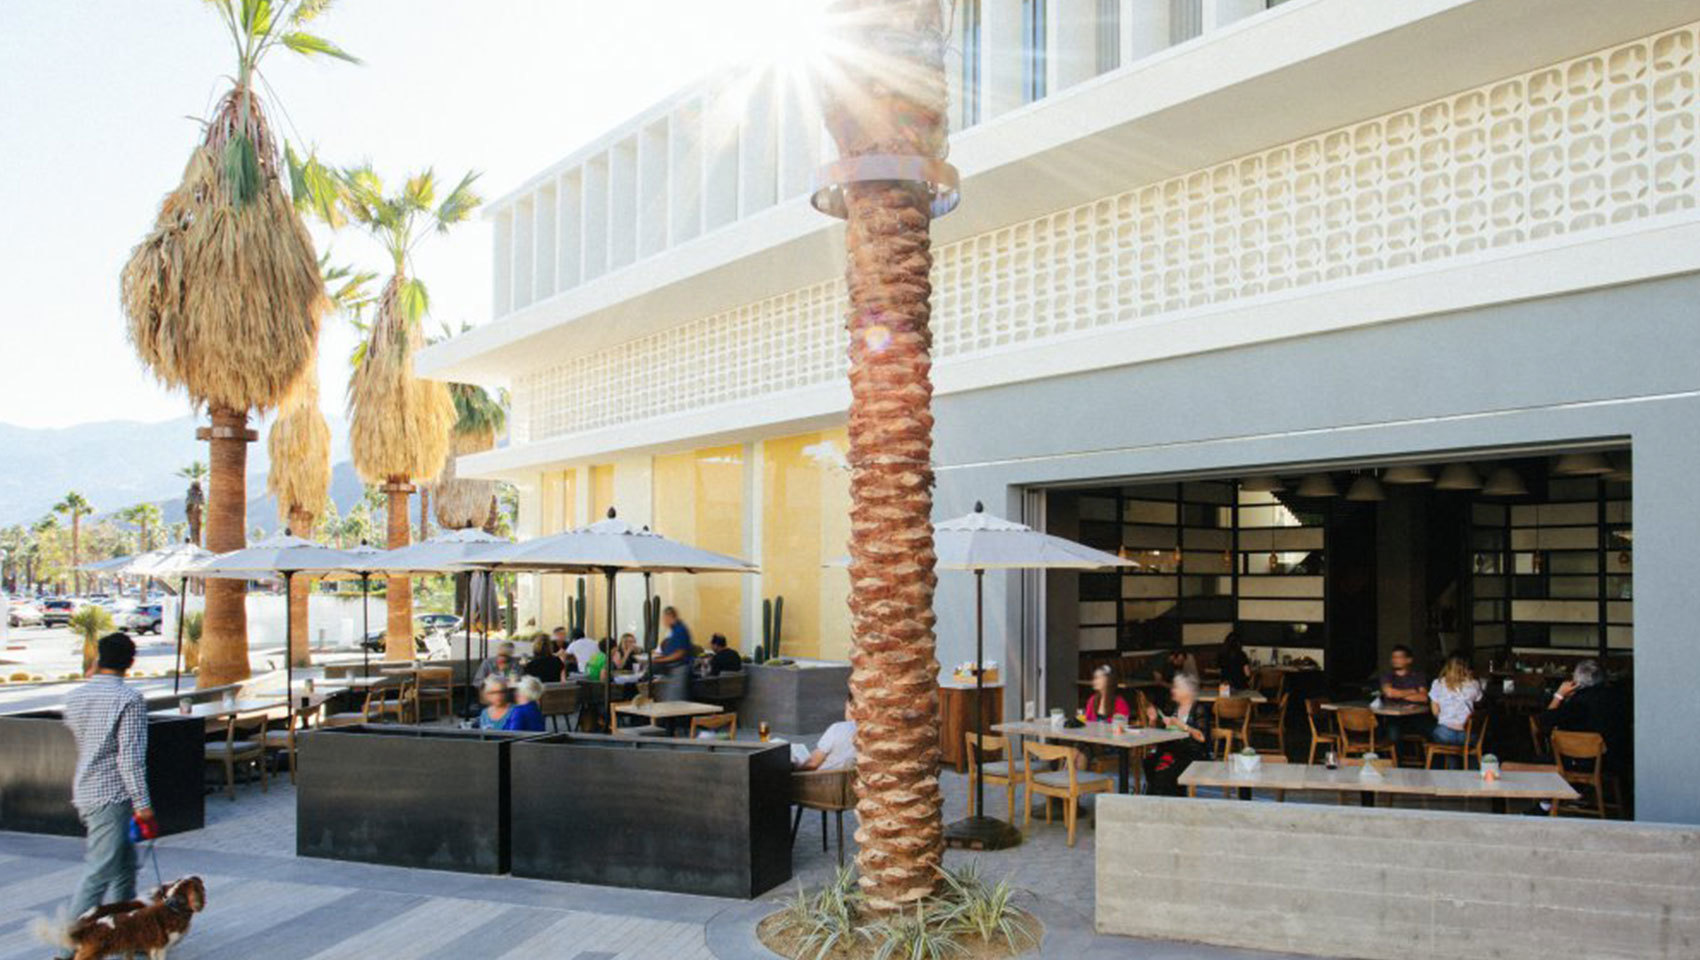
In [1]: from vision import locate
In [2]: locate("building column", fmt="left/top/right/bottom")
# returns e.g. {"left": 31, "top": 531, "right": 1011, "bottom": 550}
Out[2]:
{"left": 743, "top": 440, "right": 765, "bottom": 655}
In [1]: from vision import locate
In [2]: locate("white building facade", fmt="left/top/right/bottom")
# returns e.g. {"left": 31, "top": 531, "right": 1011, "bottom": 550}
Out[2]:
{"left": 422, "top": 0, "right": 1700, "bottom": 821}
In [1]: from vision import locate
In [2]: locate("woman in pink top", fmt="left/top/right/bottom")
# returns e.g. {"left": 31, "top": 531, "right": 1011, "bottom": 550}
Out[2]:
{"left": 1084, "top": 663, "right": 1131, "bottom": 721}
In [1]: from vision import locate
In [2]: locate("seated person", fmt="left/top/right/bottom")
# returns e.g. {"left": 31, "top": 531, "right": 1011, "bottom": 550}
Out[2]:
{"left": 1218, "top": 632, "right": 1253, "bottom": 690}
{"left": 1142, "top": 674, "right": 1212, "bottom": 796}
{"left": 707, "top": 633, "right": 742, "bottom": 675}
{"left": 1378, "top": 644, "right": 1430, "bottom": 761}
{"left": 523, "top": 634, "right": 564, "bottom": 683}
{"left": 1153, "top": 646, "right": 1200, "bottom": 687}
{"left": 579, "top": 639, "right": 610, "bottom": 683}
{"left": 1084, "top": 664, "right": 1130, "bottom": 721}
{"left": 565, "top": 628, "right": 599, "bottom": 674}
{"left": 509, "top": 676, "right": 547, "bottom": 732}
{"left": 476, "top": 677, "right": 521, "bottom": 730}
{"left": 1427, "top": 654, "right": 1482, "bottom": 768}
{"left": 473, "top": 641, "right": 518, "bottom": 685}
{"left": 1530, "top": 659, "right": 1627, "bottom": 812}
{"left": 796, "top": 698, "right": 857, "bottom": 771}
{"left": 609, "top": 632, "right": 641, "bottom": 672}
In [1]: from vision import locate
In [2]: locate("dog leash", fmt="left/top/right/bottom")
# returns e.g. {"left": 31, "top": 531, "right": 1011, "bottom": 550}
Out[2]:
{"left": 142, "top": 839, "right": 163, "bottom": 890}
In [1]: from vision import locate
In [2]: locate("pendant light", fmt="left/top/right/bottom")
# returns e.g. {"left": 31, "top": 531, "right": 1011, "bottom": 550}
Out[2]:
{"left": 1553, "top": 452, "right": 1612, "bottom": 476}
{"left": 1240, "top": 476, "right": 1284, "bottom": 493}
{"left": 1382, "top": 464, "right": 1435, "bottom": 485}
{"left": 1296, "top": 473, "right": 1338, "bottom": 498}
{"left": 1481, "top": 465, "right": 1529, "bottom": 497}
{"left": 1345, "top": 472, "right": 1386, "bottom": 502}
{"left": 1434, "top": 463, "right": 1482, "bottom": 491}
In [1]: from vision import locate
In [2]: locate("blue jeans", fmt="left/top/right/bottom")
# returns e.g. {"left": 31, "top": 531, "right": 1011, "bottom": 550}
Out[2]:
{"left": 69, "top": 802, "right": 136, "bottom": 922}
{"left": 1431, "top": 724, "right": 1468, "bottom": 768}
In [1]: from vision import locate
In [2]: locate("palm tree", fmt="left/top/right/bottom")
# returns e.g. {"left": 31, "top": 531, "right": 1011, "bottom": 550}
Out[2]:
{"left": 177, "top": 461, "right": 209, "bottom": 546}
{"left": 119, "top": 503, "right": 163, "bottom": 554}
{"left": 120, "top": 1, "right": 354, "bottom": 686}
{"left": 428, "top": 322, "right": 508, "bottom": 532}
{"left": 337, "top": 166, "right": 479, "bottom": 659}
{"left": 267, "top": 358, "right": 331, "bottom": 667}
{"left": 54, "top": 493, "right": 94, "bottom": 595}
{"left": 818, "top": 0, "right": 952, "bottom": 911}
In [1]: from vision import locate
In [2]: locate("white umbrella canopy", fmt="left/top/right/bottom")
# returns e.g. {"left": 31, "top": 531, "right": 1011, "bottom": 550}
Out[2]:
{"left": 186, "top": 532, "right": 362, "bottom": 579}
{"left": 468, "top": 513, "right": 756, "bottom": 574}
{"left": 77, "top": 555, "right": 135, "bottom": 573}
{"left": 120, "top": 541, "right": 216, "bottom": 578}
{"left": 362, "top": 527, "right": 511, "bottom": 575}
{"left": 934, "top": 503, "right": 1139, "bottom": 571}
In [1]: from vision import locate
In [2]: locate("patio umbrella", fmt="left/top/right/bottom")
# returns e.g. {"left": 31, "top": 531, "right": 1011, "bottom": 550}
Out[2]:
{"left": 187, "top": 533, "right": 360, "bottom": 704}
{"left": 936, "top": 502, "right": 1136, "bottom": 851}
{"left": 467, "top": 509, "right": 756, "bottom": 724}
{"left": 335, "top": 542, "right": 385, "bottom": 679}
{"left": 117, "top": 541, "right": 215, "bottom": 694}
{"left": 361, "top": 528, "right": 510, "bottom": 714}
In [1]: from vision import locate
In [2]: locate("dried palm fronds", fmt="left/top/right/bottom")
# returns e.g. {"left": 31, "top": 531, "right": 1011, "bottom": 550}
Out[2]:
{"left": 266, "top": 356, "right": 331, "bottom": 528}
{"left": 348, "top": 276, "right": 455, "bottom": 484}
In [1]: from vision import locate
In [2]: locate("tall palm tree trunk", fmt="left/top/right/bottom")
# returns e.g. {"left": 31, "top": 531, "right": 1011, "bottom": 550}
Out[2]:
{"left": 288, "top": 507, "right": 315, "bottom": 667}
{"left": 385, "top": 478, "right": 413, "bottom": 660}
{"left": 70, "top": 518, "right": 81, "bottom": 596}
{"left": 418, "top": 487, "right": 430, "bottom": 542}
{"left": 200, "top": 405, "right": 253, "bottom": 686}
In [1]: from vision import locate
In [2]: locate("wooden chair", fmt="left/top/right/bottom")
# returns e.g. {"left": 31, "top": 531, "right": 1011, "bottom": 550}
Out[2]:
{"left": 206, "top": 712, "right": 268, "bottom": 801}
{"left": 1246, "top": 690, "right": 1290, "bottom": 756}
{"left": 1211, "top": 696, "right": 1253, "bottom": 757}
{"left": 1023, "top": 741, "right": 1112, "bottom": 847}
{"left": 538, "top": 683, "right": 579, "bottom": 732}
{"left": 1305, "top": 698, "right": 1340, "bottom": 765}
{"left": 1501, "top": 762, "right": 1563, "bottom": 816}
{"left": 1424, "top": 711, "right": 1490, "bottom": 770}
{"left": 965, "top": 732, "right": 1022, "bottom": 820}
{"left": 258, "top": 702, "right": 319, "bottom": 784}
{"left": 790, "top": 766, "right": 855, "bottom": 866}
{"left": 321, "top": 682, "right": 388, "bottom": 728}
{"left": 415, "top": 667, "right": 453, "bottom": 721}
{"left": 689, "top": 712, "right": 738, "bottom": 740}
{"left": 375, "top": 676, "right": 417, "bottom": 724}
{"left": 1529, "top": 715, "right": 1551, "bottom": 759}
{"left": 1335, "top": 706, "right": 1392, "bottom": 759}
{"left": 1253, "top": 666, "right": 1287, "bottom": 699}
{"left": 1550, "top": 730, "right": 1612, "bottom": 818}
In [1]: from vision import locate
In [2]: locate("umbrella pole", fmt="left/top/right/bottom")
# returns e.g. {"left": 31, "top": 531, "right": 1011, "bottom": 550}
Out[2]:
{"left": 173, "top": 576, "right": 187, "bottom": 694}
{"left": 361, "top": 573, "right": 371, "bottom": 676}
{"left": 284, "top": 570, "right": 295, "bottom": 708}
{"left": 461, "top": 571, "right": 475, "bottom": 717}
{"left": 943, "top": 567, "right": 1020, "bottom": 851}
{"left": 643, "top": 571, "right": 653, "bottom": 689}
{"left": 604, "top": 568, "right": 616, "bottom": 731}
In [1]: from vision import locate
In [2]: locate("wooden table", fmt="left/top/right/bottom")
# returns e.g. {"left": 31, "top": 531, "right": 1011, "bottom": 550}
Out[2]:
{"left": 318, "top": 676, "right": 399, "bottom": 690}
{"left": 1179, "top": 760, "right": 1578, "bottom": 812}
{"left": 1198, "top": 689, "right": 1267, "bottom": 704}
{"left": 614, "top": 700, "right": 723, "bottom": 722}
{"left": 939, "top": 681, "right": 1002, "bottom": 773}
{"left": 992, "top": 719, "right": 1191, "bottom": 794}
{"left": 1322, "top": 699, "right": 1428, "bottom": 718}
{"left": 149, "top": 695, "right": 330, "bottom": 722}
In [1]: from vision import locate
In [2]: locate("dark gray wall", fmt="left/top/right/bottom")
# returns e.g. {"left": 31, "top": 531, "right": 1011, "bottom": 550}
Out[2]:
{"left": 928, "top": 273, "right": 1700, "bottom": 824}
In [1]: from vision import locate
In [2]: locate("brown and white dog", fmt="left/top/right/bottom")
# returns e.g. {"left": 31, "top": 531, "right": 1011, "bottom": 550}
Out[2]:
{"left": 37, "top": 876, "right": 207, "bottom": 960}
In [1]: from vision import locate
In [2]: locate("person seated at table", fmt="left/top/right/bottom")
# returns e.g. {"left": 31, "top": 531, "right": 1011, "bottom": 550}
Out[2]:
{"left": 1218, "top": 632, "right": 1252, "bottom": 690}
{"left": 1527, "top": 659, "right": 1627, "bottom": 813}
{"left": 609, "top": 632, "right": 641, "bottom": 672}
{"left": 707, "top": 633, "right": 742, "bottom": 675}
{"left": 579, "top": 639, "right": 610, "bottom": 683}
{"left": 1142, "top": 674, "right": 1212, "bottom": 797}
{"left": 508, "top": 676, "right": 547, "bottom": 732}
{"left": 1427, "top": 654, "right": 1482, "bottom": 768}
{"left": 1153, "top": 645, "right": 1199, "bottom": 687}
{"left": 473, "top": 641, "right": 518, "bottom": 685}
{"left": 796, "top": 697, "right": 857, "bottom": 771}
{"left": 565, "top": 628, "right": 599, "bottom": 675}
{"left": 1084, "top": 663, "right": 1130, "bottom": 721}
{"left": 476, "top": 677, "right": 523, "bottom": 730}
{"left": 1378, "top": 644, "right": 1429, "bottom": 761}
{"left": 523, "top": 634, "right": 564, "bottom": 684}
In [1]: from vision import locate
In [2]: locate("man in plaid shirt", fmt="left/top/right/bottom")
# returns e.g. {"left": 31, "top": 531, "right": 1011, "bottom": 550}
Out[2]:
{"left": 60, "top": 632, "right": 155, "bottom": 931}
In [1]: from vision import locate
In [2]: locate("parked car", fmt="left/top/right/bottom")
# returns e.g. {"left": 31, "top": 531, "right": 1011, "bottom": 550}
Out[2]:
{"left": 40, "top": 599, "right": 76, "bottom": 627}
{"left": 418, "top": 613, "right": 463, "bottom": 634}
{"left": 124, "top": 604, "right": 164, "bottom": 635}
{"left": 7, "top": 600, "right": 43, "bottom": 628}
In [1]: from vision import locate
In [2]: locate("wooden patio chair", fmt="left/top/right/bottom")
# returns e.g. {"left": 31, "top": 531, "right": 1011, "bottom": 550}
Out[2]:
{"left": 965, "top": 731, "right": 1022, "bottom": 820}
{"left": 1305, "top": 698, "right": 1340, "bottom": 765}
{"left": 790, "top": 765, "right": 855, "bottom": 866}
{"left": 415, "top": 667, "right": 453, "bottom": 721}
{"left": 1501, "top": 761, "right": 1562, "bottom": 816}
{"left": 1211, "top": 696, "right": 1253, "bottom": 757}
{"left": 1335, "top": 706, "right": 1392, "bottom": 759}
{"left": 689, "top": 712, "right": 738, "bottom": 740}
{"left": 1023, "top": 741, "right": 1112, "bottom": 847}
{"left": 1551, "top": 730, "right": 1614, "bottom": 818}
{"left": 1246, "top": 689, "right": 1290, "bottom": 756}
{"left": 206, "top": 711, "right": 268, "bottom": 801}
{"left": 258, "top": 701, "right": 320, "bottom": 784}
{"left": 1424, "top": 711, "right": 1490, "bottom": 770}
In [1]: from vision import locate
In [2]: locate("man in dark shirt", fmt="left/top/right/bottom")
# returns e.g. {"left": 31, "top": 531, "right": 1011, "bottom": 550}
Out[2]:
{"left": 707, "top": 634, "right": 742, "bottom": 675}
{"left": 1529, "top": 659, "right": 1625, "bottom": 813}
{"left": 1377, "top": 645, "right": 1429, "bottom": 763}
{"left": 652, "top": 607, "right": 694, "bottom": 699}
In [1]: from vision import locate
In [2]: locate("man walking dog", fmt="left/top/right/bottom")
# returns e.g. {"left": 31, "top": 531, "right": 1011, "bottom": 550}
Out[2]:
{"left": 58, "top": 632, "right": 156, "bottom": 948}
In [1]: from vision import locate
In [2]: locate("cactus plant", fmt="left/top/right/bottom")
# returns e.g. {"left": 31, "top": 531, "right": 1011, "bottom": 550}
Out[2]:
{"left": 566, "top": 577, "right": 587, "bottom": 636}
{"left": 761, "top": 595, "right": 786, "bottom": 661}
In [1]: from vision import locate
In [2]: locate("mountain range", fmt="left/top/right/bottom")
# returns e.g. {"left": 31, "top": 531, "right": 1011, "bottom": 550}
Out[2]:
{"left": 0, "top": 415, "right": 368, "bottom": 532}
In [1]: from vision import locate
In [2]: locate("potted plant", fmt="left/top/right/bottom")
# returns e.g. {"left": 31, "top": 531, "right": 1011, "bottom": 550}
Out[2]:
{"left": 1480, "top": 753, "right": 1501, "bottom": 781}
{"left": 1358, "top": 751, "right": 1384, "bottom": 780}
{"left": 1233, "top": 746, "right": 1262, "bottom": 775}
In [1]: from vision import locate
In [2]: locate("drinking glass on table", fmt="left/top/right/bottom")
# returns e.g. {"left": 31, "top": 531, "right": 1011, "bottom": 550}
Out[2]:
{"left": 758, "top": 720, "right": 770, "bottom": 742}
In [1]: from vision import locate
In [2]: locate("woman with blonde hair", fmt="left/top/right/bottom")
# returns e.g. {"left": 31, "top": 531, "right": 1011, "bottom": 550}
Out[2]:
{"left": 1427, "top": 654, "right": 1482, "bottom": 767}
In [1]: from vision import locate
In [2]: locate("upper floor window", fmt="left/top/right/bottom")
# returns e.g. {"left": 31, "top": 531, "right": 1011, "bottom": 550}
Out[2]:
{"left": 1096, "top": 0, "right": 1120, "bottom": 75}
{"left": 958, "top": 0, "right": 982, "bottom": 128}
{"left": 1021, "top": 0, "right": 1047, "bottom": 104}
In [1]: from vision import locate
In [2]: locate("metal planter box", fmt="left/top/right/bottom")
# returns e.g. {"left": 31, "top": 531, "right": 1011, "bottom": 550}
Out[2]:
{"left": 0, "top": 710, "right": 204, "bottom": 837}
{"left": 296, "top": 724, "right": 537, "bottom": 874}
{"left": 735, "top": 661, "right": 851, "bottom": 737}
{"left": 510, "top": 733, "right": 792, "bottom": 898}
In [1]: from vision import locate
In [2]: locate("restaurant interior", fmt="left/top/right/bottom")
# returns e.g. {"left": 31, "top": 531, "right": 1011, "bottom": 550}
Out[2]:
{"left": 1039, "top": 442, "right": 1635, "bottom": 811}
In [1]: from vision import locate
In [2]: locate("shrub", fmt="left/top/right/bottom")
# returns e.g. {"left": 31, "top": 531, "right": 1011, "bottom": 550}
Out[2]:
{"left": 68, "top": 605, "right": 114, "bottom": 674}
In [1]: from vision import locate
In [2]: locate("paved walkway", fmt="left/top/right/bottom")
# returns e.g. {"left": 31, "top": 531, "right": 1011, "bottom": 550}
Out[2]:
{"left": 0, "top": 767, "right": 1309, "bottom": 960}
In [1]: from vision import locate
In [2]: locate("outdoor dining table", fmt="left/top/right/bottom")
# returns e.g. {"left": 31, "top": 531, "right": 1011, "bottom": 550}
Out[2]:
{"left": 148, "top": 694, "right": 333, "bottom": 722}
{"left": 992, "top": 719, "right": 1191, "bottom": 794}
{"left": 1197, "top": 688, "right": 1267, "bottom": 704}
{"left": 614, "top": 700, "right": 723, "bottom": 723}
{"left": 1178, "top": 760, "right": 1579, "bottom": 812}
{"left": 1321, "top": 699, "right": 1429, "bottom": 718}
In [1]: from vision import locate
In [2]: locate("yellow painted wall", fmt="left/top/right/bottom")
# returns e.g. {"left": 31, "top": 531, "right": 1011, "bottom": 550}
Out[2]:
{"left": 761, "top": 430, "right": 852, "bottom": 660}
{"left": 653, "top": 446, "right": 746, "bottom": 648}
{"left": 535, "top": 470, "right": 578, "bottom": 632}
{"left": 588, "top": 464, "right": 615, "bottom": 634}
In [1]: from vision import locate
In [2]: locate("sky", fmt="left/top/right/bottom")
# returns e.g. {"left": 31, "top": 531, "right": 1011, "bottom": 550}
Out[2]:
{"left": 0, "top": 0, "right": 816, "bottom": 429}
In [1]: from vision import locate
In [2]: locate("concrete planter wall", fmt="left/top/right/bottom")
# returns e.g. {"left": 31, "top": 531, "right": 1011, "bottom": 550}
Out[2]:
{"left": 0, "top": 710, "right": 204, "bottom": 837}
{"left": 510, "top": 733, "right": 792, "bottom": 898}
{"left": 296, "top": 724, "right": 537, "bottom": 875}
{"left": 734, "top": 661, "right": 850, "bottom": 737}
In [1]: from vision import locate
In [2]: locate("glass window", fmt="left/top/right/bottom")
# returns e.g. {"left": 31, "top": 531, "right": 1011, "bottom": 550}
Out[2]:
{"left": 1095, "top": 0, "right": 1120, "bottom": 75}
{"left": 958, "top": 0, "right": 982, "bottom": 127}
{"left": 1021, "top": 0, "right": 1047, "bottom": 103}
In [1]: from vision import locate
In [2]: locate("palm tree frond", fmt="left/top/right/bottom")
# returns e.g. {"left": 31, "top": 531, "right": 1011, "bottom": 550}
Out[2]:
{"left": 397, "top": 277, "right": 429, "bottom": 326}
{"left": 404, "top": 169, "right": 436, "bottom": 212}
{"left": 278, "top": 30, "right": 360, "bottom": 63}
{"left": 434, "top": 171, "right": 482, "bottom": 230}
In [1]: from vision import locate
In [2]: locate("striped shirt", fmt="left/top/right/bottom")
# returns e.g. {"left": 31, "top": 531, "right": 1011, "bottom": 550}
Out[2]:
{"left": 62, "top": 674, "right": 151, "bottom": 813}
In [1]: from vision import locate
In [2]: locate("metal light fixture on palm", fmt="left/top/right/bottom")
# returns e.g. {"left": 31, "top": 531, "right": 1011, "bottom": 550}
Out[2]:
{"left": 1434, "top": 463, "right": 1482, "bottom": 491}
{"left": 934, "top": 503, "right": 1137, "bottom": 852}
{"left": 1382, "top": 464, "right": 1436, "bottom": 485}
